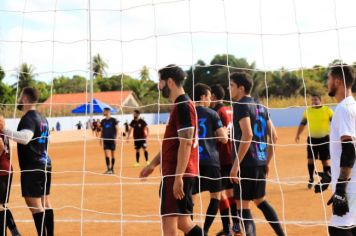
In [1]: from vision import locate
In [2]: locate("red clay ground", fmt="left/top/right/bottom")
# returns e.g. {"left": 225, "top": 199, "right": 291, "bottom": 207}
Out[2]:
{"left": 5, "top": 127, "right": 333, "bottom": 235}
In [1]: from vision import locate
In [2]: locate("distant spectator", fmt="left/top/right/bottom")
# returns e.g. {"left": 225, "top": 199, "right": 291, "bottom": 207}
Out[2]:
{"left": 76, "top": 121, "right": 83, "bottom": 130}
{"left": 56, "top": 121, "right": 61, "bottom": 131}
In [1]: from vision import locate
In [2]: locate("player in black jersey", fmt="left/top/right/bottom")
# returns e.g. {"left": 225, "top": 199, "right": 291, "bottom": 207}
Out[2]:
{"left": 192, "top": 83, "right": 228, "bottom": 235}
{"left": 100, "top": 108, "right": 119, "bottom": 174}
{"left": 0, "top": 87, "right": 53, "bottom": 236}
{"left": 229, "top": 73, "right": 284, "bottom": 236}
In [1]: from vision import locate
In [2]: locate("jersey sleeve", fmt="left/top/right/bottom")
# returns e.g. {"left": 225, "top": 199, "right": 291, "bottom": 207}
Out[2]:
{"left": 301, "top": 109, "right": 307, "bottom": 125}
{"left": 212, "top": 110, "right": 223, "bottom": 131}
{"left": 233, "top": 103, "right": 249, "bottom": 122}
{"left": 129, "top": 120, "right": 134, "bottom": 128}
{"left": 177, "top": 102, "right": 194, "bottom": 131}
{"left": 114, "top": 118, "right": 119, "bottom": 126}
{"left": 337, "top": 106, "right": 356, "bottom": 139}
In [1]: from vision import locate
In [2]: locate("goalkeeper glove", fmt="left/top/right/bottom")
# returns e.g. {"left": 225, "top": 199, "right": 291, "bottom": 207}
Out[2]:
{"left": 327, "top": 179, "right": 350, "bottom": 217}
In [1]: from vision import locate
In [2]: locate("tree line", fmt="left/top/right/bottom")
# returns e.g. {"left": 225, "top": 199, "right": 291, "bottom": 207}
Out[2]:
{"left": 1, "top": 53, "right": 355, "bottom": 116}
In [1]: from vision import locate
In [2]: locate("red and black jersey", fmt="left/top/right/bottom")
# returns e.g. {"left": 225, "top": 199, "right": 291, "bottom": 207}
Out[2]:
{"left": 213, "top": 103, "right": 233, "bottom": 166}
{"left": 0, "top": 133, "right": 12, "bottom": 176}
{"left": 130, "top": 118, "right": 147, "bottom": 140}
{"left": 161, "top": 94, "right": 198, "bottom": 177}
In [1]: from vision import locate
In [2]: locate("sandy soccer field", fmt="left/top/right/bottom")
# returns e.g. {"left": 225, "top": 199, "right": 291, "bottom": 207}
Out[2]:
{"left": 4, "top": 126, "right": 333, "bottom": 235}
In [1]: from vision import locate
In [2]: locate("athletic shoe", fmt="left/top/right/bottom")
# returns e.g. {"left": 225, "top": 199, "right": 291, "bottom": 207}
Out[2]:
{"left": 216, "top": 230, "right": 232, "bottom": 236}
{"left": 134, "top": 162, "right": 140, "bottom": 167}
{"left": 146, "top": 160, "right": 150, "bottom": 166}
{"left": 110, "top": 168, "right": 115, "bottom": 174}
{"left": 232, "top": 223, "right": 242, "bottom": 236}
{"left": 104, "top": 169, "right": 112, "bottom": 174}
{"left": 307, "top": 178, "right": 313, "bottom": 189}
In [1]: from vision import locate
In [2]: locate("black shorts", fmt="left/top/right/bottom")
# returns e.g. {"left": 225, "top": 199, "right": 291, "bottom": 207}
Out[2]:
{"left": 21, "top": 168, "right": 52, "bottom": 198}
{"left": 221, "top": 164, "right": 233, "bottom": 190}
{"left": 328, "top": 225, "right": 356, "bottom": 236}
{"left": 307, "top": 136, "right": 330, "bottom": 161}
{"left": 0, "top": 174, "right": 12, "bottom": 204}
{"left": 192, "top": 166, "right": 222, "bottom": 194}
{"left": 134, "top": 140, "right": 147, "bottom": 150}
{"left": 103, "top": 140, "right": 116, "bottom": 151}
{"left": 233, "top": 166, "right": 266, "bottom": 201}
{"left": 160, "top": 177, "right": 194, "bottom": 216}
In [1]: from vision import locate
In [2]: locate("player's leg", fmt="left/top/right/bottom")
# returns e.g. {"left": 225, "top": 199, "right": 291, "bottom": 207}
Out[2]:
{"left": 134, "top": 141, "right": 141, "bottom": 167}
{"left": 307, "top": 136, "right": 317, "bottom": 189}
{"left": 0, "top": 174, "right": 20, "bottom": 236}
{"left": 235, "top": 200, "right": 255, "bottom": 236}
{"left": 109, "top": 141, "right": 116, "bottom": 174}
{"left": 142, "top": 140, "right": 149, "bottom": 165}
{"left": 25, "top": 197, "right": 46, "bottom": 236}
{"left": 218, "top": 190, "right": 231, "bottom": 235}
{"left": 162, "top": 216, "right": 178, "bottom": 235}
{"left": 203, "top": 191, "right": 220, "bottom": 234}
{"left": 41, "top": 169, "right": 53, "bottom": 236}
{"left": 103, "top": 148, "right": 111, "bottom": 174}
{"left": 178, "top": 215, "right": 205, "bottom": 236}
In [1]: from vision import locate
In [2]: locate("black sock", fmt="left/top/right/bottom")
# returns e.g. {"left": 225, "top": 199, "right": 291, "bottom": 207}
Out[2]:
{"left": 136, "top": 151, "right": 140, "bottom": 163}
{"left": 203, "top": 198, "right": 220, "bottom": 233}
{"left": 0, "top": 210, "right": 5, "bottom": 235}
{"left": 308, "top": 163, "right": 314, "bottom": 180}
{"left": 4, "top": 209, "right": 18, "bottom": 232}
{"left": 33, "top": 212, "right": 46, "bottom": 236}
{"left": 111, "top": 158, "right": 115, "bottom": 170}
{"left": 105, "top": 157, "right": 110, "bottom": 170}
{"left": 219, "top": 200, "right": 230, "bottom": 234}
{"left": 45, "top": 209, "right": 54, "bottom": 236}
{"left": 229, "top": 197, "right": 238, "bottom": 225}
{"left": 257, "top": 201, "right": 285, "bottom": 236}
{"left": 186, "top": 225, "right": 205, "bottom": 236}
{"left": 241, "top": 209, "right": 256, "bottom": 236}
{"left": 323, "top": 165, "right": 331, "bottom": 175}
{"left": 144, "top": 150, "right": 148, "bottom": 161}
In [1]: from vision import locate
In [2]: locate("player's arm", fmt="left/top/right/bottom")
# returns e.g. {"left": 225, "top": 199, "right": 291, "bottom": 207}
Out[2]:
{"left": 139, "top": 152, "right": 160, "bottom": 178}
{"left": 126, "top": 126, "right": 133, "bottom": 141}
{"left": 0, "top": 137, "right": 4, "bottom": 154}
{"left": 295, "top": 119, "right": 307, "bottom": 143}
{"left": 267, "top": 120, "right": 278, "bottom": 166}
{"left": 230, "top": 117, "right": 253, "bottom": 183}
{"left": 216, "top": 127, "right": 228, "bottom": 144}
{"left": 174, "top": 127, "right": 195, "bottom": 199}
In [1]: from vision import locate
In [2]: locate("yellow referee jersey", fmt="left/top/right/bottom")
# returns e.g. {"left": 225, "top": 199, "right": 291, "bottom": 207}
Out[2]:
{"left": 301, "top": 106, "right": 333, "bottom": 138}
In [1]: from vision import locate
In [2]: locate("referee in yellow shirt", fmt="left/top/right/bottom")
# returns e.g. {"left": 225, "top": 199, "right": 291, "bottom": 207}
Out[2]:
{"left": 295, "top": 94, "right": 333, "bottom": 190}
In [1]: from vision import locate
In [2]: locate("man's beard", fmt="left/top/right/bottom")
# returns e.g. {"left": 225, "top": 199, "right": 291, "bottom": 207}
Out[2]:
{"left": 161, "top": 84, "right": 170, "bottom": 98}
{"left": 328, "top": 87, "right": 336, "bottom": 97}
{"left": 17, "top": 104, "right": 23, "bottom": 111}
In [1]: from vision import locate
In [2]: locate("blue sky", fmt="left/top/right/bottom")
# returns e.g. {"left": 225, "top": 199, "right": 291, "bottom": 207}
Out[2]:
{"left": 1, "top": 0, "right": 356, "bottom": 85}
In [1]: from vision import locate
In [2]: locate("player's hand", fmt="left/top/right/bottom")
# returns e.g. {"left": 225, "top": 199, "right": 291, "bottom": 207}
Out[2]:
{"left": 327, "top": 179, "right": 349, "bottom": 216}
{"left": 295, "top": 135, "right": 300, "bottom": 143}
{"left": 173, "top": 176, "right": 184, "bottom": 200}
{"left": 314, "top": 172, "right": 331, "bottom": 193}
{"left": 265, "top": 165, "right": 270, "bottom": 177}
{"left": 0, "top": 116, "right": 5, "bottom": 131}
{"left": 139, "top": 164, "right": 155, "bottom": 179}
{"left": 230, "top": 165, "right": 239, "bottom": 183}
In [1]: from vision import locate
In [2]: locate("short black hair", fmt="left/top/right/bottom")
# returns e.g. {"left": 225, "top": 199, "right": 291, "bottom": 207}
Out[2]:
{"left": 329, "top": 63, "right": 355, "bottom": 89}
{"left": 21, "top": 87, "right": 39, "bottom": 103}
{"left": 158, "top": 64, "right": 186, "bottom": 87}
{"left": 311, "top": 94, "right": 321, "bottom": 100}
{"left": 230, "top": 72, "right": 253, "bottom": 94}
{"left": 194, "top": 83, "right": 211, "bottom": 101}
{"left": 104, "top": 107, "right": 110, "bottom": 111}
{"left": 134, "top": 109, "right": 140, "bottom": 115}
{"left": 210, "top": 84, "right": 225, "bottom": 100}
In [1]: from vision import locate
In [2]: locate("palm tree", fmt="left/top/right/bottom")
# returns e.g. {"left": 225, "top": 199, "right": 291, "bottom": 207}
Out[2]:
{"left": 92, "top": 54, "right": 108, "bottom": 79}
{"left": 14, "top": 63, "right": 36, "bottom": 90}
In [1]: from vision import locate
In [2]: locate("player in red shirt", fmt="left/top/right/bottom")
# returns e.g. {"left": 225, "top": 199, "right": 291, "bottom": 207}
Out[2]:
{"left": 139, "top": 65, "right": 204, "bottom": 236}
{"left": 0, "top": 130, "right": 21, "bottom": 236}
{"left": 210, "top": 84, "right": 237, "bottom": 236}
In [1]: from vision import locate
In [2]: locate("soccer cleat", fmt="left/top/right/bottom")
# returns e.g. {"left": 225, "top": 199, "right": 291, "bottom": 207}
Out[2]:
{"left": 307, "top": 178, "right": 313, "bottom": 189}
{"left": 232, "top": 223, "right": 242, "bottom": 236}
{"left": 110, "top": 168, "right": 115, "bottom": 174}
{"left": 146, "top": 160, "right": 150, "bottom": 166}
{"left": 104, "top": 169, "right": 112, "bottom": 174}
{"left": 134, "top": 162, "right": 140, "bottom": 167}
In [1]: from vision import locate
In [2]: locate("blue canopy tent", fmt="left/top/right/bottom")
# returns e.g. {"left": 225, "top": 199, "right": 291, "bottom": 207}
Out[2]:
{"left": 71, "top": 98, "right": 117, "bottom": 114}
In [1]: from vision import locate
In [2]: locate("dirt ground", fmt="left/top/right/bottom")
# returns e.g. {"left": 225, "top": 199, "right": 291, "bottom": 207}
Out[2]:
{"left": 4, "top": 127, "right": 333, "bottom": 236}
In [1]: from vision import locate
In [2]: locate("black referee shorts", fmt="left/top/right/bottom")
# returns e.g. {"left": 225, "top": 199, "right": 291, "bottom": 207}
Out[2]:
{"left": 134, "top": 140, "right": 147, "bottom": 150}
{"left": 192, "top": 166, "right": 222, "bottom": 194}
{"left": 103, "top": 140, "right": 116, "bottom": 151}
{"left": 233, "top": 166, "right": 266, "bottom": 201}
{"left": 221, "top": 164, "right": 234, "bottom": 190}
{"left": 0, "top": 174, "right": 12, "bottom": 204}
{"left": 21, "top": 167, "right": 52, "bottom": 198}
{"left": 307, "top": 136, "right": 330, "bottom": 161}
